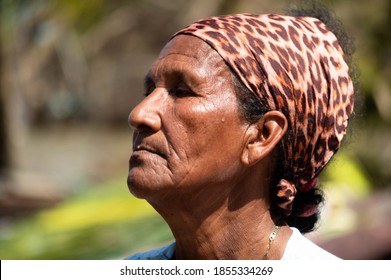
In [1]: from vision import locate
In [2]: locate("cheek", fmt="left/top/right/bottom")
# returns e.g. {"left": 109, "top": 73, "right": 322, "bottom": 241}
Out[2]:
{"left": 171, "top": 102, "right": 222, "bottom": 153}
{"left": 188, "top": 98, "right": 244, "bottom": 137}
{"left": 172, "top": 99, "right": 246, "bottom": 166}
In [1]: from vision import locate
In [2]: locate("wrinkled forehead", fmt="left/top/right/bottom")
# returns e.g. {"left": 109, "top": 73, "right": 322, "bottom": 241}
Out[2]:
{"left": 149, "top": 35, "right": 233, "bottom": 80}
{"left": 159, "top": 35, "right": 207, "bottom": 58}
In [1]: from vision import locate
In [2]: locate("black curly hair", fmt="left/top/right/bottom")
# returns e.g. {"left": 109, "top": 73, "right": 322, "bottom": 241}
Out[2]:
{"left": 231, "top": 3, "right": 357, "bottom": 234}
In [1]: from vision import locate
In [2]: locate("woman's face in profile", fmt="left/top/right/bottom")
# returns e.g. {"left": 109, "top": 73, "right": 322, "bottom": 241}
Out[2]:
{"left": 127, "top": 35, "right": 249, "bottom": 200}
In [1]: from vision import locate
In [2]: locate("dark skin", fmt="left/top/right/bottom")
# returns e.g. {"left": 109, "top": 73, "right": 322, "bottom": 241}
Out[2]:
{"left": 128, "top": 35, "right": 292, "bottom": 259}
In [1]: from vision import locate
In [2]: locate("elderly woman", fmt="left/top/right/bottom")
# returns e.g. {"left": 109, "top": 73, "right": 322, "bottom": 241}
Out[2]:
{"left": 126, "top": 11, "right": 354, "bottom": 260}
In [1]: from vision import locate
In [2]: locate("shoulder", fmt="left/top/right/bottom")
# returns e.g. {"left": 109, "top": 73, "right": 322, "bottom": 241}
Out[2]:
{"left": 124, "top": 243, "right": 176, "bottom": 260}
{"left": 282, "top": 227, "right": 341, "bottom": 260}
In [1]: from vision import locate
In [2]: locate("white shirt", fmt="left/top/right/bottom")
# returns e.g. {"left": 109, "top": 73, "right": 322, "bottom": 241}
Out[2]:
{"left": 281, "top": 227, "right": 339, "bottom": 259}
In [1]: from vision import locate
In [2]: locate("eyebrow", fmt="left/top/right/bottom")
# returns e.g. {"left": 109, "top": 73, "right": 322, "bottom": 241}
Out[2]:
{"left": 144, "top": 65, "right": 201, "bottom": 89}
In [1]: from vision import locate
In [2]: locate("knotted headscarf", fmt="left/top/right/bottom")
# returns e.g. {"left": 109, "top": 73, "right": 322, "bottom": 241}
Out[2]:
{"left": 173, "top": 14, "right": 354, "bottom": 217}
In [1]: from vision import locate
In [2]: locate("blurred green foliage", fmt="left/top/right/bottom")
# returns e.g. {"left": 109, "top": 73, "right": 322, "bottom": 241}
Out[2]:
{"left": 323, "top": 152, "right": 371, "bottom": 197}
{"left": 0, "top": 179, "right": 173, "bottom": 259}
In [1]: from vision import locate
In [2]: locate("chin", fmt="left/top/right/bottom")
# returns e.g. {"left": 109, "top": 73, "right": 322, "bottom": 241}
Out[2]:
{"left": 127, "top": 173, "right": 149, "bottom": 199}
{"left": 127, "top": 169, "right": 169, "bottom": 200}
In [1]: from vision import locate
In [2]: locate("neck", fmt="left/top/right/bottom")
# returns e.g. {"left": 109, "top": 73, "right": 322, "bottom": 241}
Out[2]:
{"left": 149, "top": 175, "right": 290, "bottom": 260}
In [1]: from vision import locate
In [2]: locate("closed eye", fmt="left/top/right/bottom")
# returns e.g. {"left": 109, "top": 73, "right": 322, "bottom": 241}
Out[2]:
{"left": 170, "top": 81, "right": 196, "bottom": 98}
{"left": 144, "top": 76, "right": 155, "bottom": 96}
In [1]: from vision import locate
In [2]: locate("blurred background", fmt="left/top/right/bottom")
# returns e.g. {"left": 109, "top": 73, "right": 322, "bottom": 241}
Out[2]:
{"left": 0, "top": 0, "right": 390, "bottom": 260}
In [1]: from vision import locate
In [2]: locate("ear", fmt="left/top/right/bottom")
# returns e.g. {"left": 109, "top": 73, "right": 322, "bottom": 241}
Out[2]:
{"left": 241, "top": 111, "right": 288, "bottom": 166}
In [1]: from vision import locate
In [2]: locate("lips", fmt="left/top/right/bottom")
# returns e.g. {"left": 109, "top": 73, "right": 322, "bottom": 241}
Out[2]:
{"left": 131, "top": 130, "right": 167, "bottom": 159}
{"left": 132, "top": 144, "right": 166, "bottom": 158}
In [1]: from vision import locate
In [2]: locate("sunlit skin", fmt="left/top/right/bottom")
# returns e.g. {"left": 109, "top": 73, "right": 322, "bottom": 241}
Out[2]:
{"left": 127, "top": 35, "right": 292, "bottom": 259}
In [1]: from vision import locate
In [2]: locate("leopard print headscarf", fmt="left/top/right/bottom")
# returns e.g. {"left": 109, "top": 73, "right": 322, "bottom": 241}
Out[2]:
{"left": 173, "top": 14, "right": 354, "bottom": 217}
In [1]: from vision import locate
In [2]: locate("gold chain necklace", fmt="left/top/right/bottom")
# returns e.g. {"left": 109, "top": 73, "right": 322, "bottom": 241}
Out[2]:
{"left": 263, "top": 225, "right": 281, "bottom": 260}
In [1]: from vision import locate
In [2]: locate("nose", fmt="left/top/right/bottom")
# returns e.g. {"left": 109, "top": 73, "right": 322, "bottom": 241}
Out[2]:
{"left": 128, "top": 90, "right": 163, "bottom": 132}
